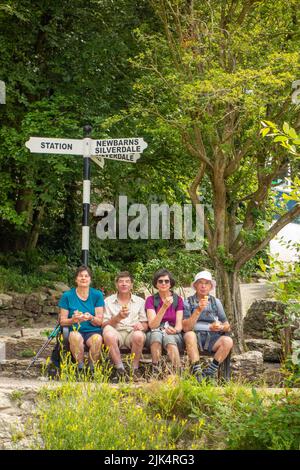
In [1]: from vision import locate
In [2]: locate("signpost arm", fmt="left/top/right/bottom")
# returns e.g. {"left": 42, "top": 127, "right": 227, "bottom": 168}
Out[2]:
{"left": 24, "top": 131, "right": 147, "bottom": 267}
{"left": 82, "top": 125, "right": 92, "bottom": 266}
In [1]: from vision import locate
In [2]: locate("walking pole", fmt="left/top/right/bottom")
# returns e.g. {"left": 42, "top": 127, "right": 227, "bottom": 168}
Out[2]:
{"left": 23, "top": 323, "right": 61, "bottom": 375}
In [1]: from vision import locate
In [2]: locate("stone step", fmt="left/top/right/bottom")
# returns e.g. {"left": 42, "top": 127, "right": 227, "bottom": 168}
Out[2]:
{"left": 0, "top": 328, "right": 286, "bottom": 386}
{"left": 0, "top": 337, "right": 54, "bottom": 360}
{"left": 0, "top": 326, "right": 58, "bottom": 361}
{"left": 0, "top": 359, "right": 46, "bottom": 378}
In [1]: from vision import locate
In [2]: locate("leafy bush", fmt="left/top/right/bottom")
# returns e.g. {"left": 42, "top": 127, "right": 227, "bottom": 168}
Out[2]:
{"left": 133, "top": 250, "right": 212, "bottom": 292}
{"left": 37, "top": 382, "right": 187, "bottom": 450}
{"left": 239, "top": 250, "right": 269, "bottom": 282}
{"left": 259, "top": 252, "right": 300, "bottom": 385}
{"left": 89, "top": 266, "right": 118, "bottom": 296}
{"left": 225, "top": 390, "right": 300, "bottom": 450}
{"left": 19, "top": 349, "right": 35, "bottom": 358}
{"left": 35, "top": 376, "right": 300, "bottom": 450}
{"left": 0, "top": 247, "right": 73, "bottom": 293}
{"left": 0, "top": 265, "right": 70, "bottom": 293}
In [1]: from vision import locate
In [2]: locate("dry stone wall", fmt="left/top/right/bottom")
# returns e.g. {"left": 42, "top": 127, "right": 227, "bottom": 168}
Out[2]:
{"left": 0, "top": 283, "right": 69, "bottom": 327}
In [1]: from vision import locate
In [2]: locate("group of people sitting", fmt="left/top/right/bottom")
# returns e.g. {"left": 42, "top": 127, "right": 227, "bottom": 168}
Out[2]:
{"left": 58, "top": 266, "right": 233, "bottom": 382}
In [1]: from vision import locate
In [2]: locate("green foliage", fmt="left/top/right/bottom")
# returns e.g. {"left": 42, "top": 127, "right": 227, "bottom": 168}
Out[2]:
{"left": 225, "top": 390, "right": 300, "bottom": 450}
{"left": 281, "top": 357, "right": 300, "bottom": 388}
{"left": 259, "top": 255, "right": 300, "bottom": 303}
{"left": 35, "top": 378, "right": 300, "bottom": 450}
{"left": 1, "top": 1, "right": 300, "bottom": 352}
{"left": 0, "top": 248, "right": 71, "bottom": 293}
{"left": 261, "top": 121, "right": 300, "bottom": 157}
{"left": 239, "top": 250, "right": 269, "bottom": 282}
{"left": 258, "top": 251, "right": 300, "bottom": 384}
{"left": 216, "top": 246, "right": 235, "bottom": 272}
{"left": 124, "top": 0, "right": 300, "bottom": 311}
{"left": 19, "top": 348, "right": 35, "bottom": 358}
{"left": 146, "top": 380, "right": 300, "bottom": 450}
{"left": 9, "top": 390, "right": 24, "bottom": 402}
{"left": 0, "top": 266, "right": 48, "bottom": 293}
{"left": 133, "top": 250, "right": 212, "bottom": 292}
{"left": 90, "top": 267, "right": 118, "bottom": 296}
{"left": 0, "top": 0, "right": 153, "bottom": 253}
{"left": 37, "top": 382, "right": 187, "bottom": 450}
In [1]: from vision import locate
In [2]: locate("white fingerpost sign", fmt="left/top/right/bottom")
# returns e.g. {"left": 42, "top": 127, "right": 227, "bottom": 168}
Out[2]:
{"left": 25, "top": 136, "right": 148, "bottom": 161}
{"left": 25, "top": 137, "right": 86, "bottom": 155}
{"left": 25, "top": 131, "right": 148, "bottom": 265}
{"left": 90, "top": 137, "right": 147, "bottom": 155}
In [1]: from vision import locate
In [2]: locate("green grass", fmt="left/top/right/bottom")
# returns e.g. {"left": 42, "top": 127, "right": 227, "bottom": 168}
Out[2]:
{"left": 19, "top": 349, "right": 35, "bottom": 358}
{"left": 9, "top": 390, "right": 24, "bottom": 402}
{"left": 34, "top": 369, "right": 300, "bottom": 450}
{"left": 0, "top": 265, "right": 70, "bottom": 293}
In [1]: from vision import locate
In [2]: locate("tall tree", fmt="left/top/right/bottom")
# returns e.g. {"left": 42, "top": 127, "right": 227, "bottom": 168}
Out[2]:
{"left": 122, "top": 0, "right": 300, "bottom": 350}
{"left": 0, "top": 0, "right": 148, "bottom": 251}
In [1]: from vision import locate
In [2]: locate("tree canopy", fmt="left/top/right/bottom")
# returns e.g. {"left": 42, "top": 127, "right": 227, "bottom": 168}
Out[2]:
{"left": 107, "top": 0, "right": 300, "bottom": 348}
{"left": 1, "top": 0, "right": 300, "bottom": 348}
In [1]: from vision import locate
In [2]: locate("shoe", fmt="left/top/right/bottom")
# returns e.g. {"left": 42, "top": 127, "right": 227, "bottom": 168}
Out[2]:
{"left": 87, "top": 363, "right": 95, "bottom": 379}
{"left": 75, "top": 366, "right": 85, "bottom": 380}
{"left": 194, "top": 372, "right": 203, "bottom": 384}
{"left": 201, "top": 369, "right": 217, "bottom": 384}
{"left": 151, "top": 364, "right": 163, "bottom": 380}
{"left": 111, "top": 368, "right": 127, "bottom": 384}
{"left": 132, "top": 368, "right": 143, "bottom": 381}
{"left": 190, "top": 364, "right": 203, "bottom": 383}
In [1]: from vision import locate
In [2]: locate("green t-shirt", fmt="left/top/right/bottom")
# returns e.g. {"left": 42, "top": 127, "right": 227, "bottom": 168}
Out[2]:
{"left": 58, "top": 287, "right": 104, "bottom": 333}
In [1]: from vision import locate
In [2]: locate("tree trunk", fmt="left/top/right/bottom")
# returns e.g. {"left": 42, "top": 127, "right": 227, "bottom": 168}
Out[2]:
{"left": 215, "top": 265, "right": 244, "bottom": 353}
{"left": 280, "top": 327, "right": 292, "bottom": 360}
{"left": 13, "top": 187, "right": 34, "bottom": 251}
{"left": 26, "top": 206, "right": 45, "bottom": 250}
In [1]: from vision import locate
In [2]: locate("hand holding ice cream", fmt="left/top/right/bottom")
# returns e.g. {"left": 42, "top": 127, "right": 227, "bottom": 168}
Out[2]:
{"left": 119, "top": 304, "right": 129, "bottom": 319}
{"left": 198, "top": 295, "right": 209, "bottom": 311}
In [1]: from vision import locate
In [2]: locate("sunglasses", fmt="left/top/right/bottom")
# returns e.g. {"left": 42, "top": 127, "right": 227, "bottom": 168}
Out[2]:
{"left": 157, "top": 279, "right": 170, "bottom": 284}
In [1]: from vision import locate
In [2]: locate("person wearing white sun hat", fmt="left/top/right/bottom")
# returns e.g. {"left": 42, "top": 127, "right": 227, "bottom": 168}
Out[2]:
{"left": 182, "top": 270, "right": 233, "bottom": 382}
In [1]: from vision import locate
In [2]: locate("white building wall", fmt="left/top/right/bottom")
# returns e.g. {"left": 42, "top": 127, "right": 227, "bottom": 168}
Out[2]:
{"left": 270, "top": 222, "right": 300, "bottom": 262}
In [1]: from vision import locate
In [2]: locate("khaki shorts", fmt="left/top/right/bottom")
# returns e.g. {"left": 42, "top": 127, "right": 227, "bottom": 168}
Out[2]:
{"left": 103, "top": 325, "right": 146, "bottom": 349}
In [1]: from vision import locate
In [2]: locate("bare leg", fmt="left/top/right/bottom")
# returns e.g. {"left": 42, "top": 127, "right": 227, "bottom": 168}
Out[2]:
{"left": 69, "top": 331, "right": 84, "bottom": 364}
{"left": 184, "top": 331, "right": 200, "bottom": 363}
{"left": 202, "top": 336, "right": 234, "bottom": 379}
{"left": 150, "top": 341, "right": 162, "bottom": 364}
{"left": 86, "top": 334, "right": 103, "bottom": 364}
{"left": 103, "top": 329, "right": 122, "bottom": 367}
{"left": 212, "top": 336, "right": 233, "bottom": 363}
{"left": 166, "top": 344, "right": 181, "bottom": 370}
{"left": 130, "top": 331, "right": 145, "bottom": 369}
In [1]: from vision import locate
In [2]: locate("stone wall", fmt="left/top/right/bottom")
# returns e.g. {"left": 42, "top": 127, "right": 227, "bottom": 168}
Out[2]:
{"left": 0, "top": 283, "right": 69, "bottom": 327}
{"left": 242, "top": 298, "right": 300, "bottom": 386}
{"left": 0, "top": 290, "right": 298, "bottom": 387}
{"left": 243, "top": 299, "right": 286, "bottom": 339}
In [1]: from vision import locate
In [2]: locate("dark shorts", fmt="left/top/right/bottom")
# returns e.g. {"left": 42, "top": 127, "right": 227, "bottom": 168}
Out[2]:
{"left": 195, "top": 331, "right": 228, "bottom": 353}
{"left": 71, "top": 330, "right": 102, "bottom": 345}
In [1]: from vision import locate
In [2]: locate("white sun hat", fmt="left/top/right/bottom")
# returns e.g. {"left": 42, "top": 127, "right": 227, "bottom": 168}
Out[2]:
{"left": 192, "top": 271, "right": 216, "bottom": 289}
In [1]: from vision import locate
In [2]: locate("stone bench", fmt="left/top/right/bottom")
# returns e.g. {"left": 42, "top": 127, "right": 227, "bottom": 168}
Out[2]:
{"left": 59, "top": 327, "right": 231, "bottom": 381}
